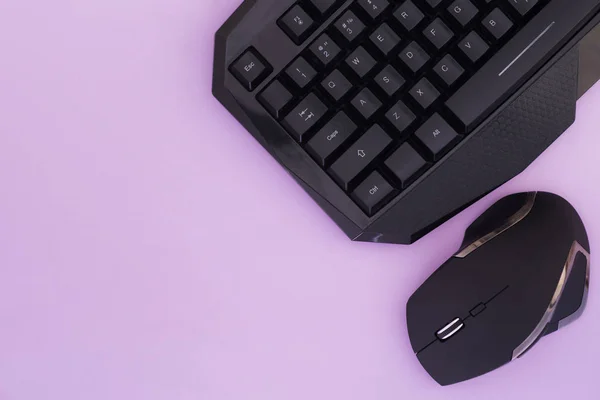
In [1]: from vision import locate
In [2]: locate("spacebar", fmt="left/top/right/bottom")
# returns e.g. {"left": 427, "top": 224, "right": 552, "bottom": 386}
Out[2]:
{"left": 446, "top": 0, "right": 600, "bottom": 131}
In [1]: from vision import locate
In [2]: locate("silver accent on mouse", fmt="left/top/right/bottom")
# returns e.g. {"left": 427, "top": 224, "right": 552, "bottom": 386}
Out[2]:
{"left": 456, "top": 192, "right": 537, "bottom": 258}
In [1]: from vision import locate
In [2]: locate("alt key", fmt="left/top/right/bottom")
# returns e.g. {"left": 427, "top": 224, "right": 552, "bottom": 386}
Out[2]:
{"left": 352, "top": 172, "right": 395, "bottom": 215}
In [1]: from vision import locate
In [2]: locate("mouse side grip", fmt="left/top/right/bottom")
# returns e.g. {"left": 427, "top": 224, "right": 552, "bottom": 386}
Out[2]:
{"left": 546, "top": 251, "right": 590, "bottom": 335}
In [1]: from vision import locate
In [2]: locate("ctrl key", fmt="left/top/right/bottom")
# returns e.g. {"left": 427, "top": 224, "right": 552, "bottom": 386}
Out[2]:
{"left": 229, "top": 48, "right": 272, "bottom": 91}
{"left": 352, "top": 172, "right": 395, "bottom": 215}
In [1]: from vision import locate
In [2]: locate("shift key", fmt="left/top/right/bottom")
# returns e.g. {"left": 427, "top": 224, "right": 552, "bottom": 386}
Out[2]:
{"left": 329, "top": 125, "right": 392, "bottom": 190}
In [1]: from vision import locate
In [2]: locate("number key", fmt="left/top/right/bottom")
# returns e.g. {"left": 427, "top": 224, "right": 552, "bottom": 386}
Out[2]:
{"left": 308, "top": 0, "right": 338, "bottom": 14}
{"left": 309, "top": 34, "right": 341, "bottom": 66}
{"left": 357, "top": 0, "right": 390, "bottom": 19}
{"left": 335, "top": 11, "right": 366, "bottom": 42}
{"left": 279, "top": 5, "right": 315, "bottom": 44}
{"left": 425, "top": 0, "right": 443, "bottom": 8}
{"left": 285, "top": 57, "right": 317, "bottom": 88}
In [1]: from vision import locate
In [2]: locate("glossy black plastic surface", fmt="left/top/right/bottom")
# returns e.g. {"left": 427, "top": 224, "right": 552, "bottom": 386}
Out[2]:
{"left": 406, "top": 192, "right": 590, "bottom": 386}
{"left": 213, "top": 0, "right": 600, "bottom": 244}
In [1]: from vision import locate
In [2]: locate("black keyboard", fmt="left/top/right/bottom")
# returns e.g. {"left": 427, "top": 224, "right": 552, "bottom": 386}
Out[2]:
{"left": 214, "top": 0, "right": 600, "bottom": 244}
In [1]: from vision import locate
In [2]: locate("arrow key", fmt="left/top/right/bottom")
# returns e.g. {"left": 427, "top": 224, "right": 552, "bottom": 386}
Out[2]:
{"left": 329, "top": 125, "right": 392, "bottom": 190}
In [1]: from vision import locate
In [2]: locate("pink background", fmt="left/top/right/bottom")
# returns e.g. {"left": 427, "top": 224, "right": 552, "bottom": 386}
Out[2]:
{"left": 1, "top": 1, "right": 599, "bottom": 399}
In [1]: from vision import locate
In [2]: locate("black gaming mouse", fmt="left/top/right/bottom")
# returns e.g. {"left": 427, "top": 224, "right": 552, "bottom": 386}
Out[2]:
{"left": 407, "top": 192, "right": 591, "bottom": 386}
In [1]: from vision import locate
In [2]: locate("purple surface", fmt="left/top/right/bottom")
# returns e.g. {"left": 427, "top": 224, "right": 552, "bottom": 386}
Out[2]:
{"left": 0, "top": 1, "right": 599, "bottom": 399}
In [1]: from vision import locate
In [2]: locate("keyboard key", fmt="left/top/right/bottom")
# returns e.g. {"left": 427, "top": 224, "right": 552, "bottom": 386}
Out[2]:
{"left": 448, "top": 0, "right": 479, "bottom": 26}
{"left": 346, "top": 47, "right": 377, "bottom": 78}
{"left": 308, "top": 0, "right": 338, "bottom": 14}
{"left": 309, "top": 34, "right": 342, "bottom": 66}
{"left": 357, "top": 0, "right": 390, "bottom": 19}
{"left": 434, "top": 55, "right": 464, "bottom": 86}
{"left": 415, "top": 114, "right": 460, "bottom": 160}
{"left": 370, "top": 24, "right": 401, "bottom": 55}
{"left": 385, "top": 101, "right": 415, "bottom": 133}
{"left": 399, "top": 41, "right": 430, "bottom": 73}
{"left": 375, "top": 66, "right": 405, "bottom": 96}
{"left": 410, "top": 78, "right": 440, "bottom": 109}
{"left": 483, "top": 9, "right": 513, "bottom": 40}
{"left": 424, "top": 18, "right": 454, "bottom": 49}
{"left": 352, "top": 172, "right": 395, "bottom": 215}
{"left": 446, "top": 0, "right": 597, "bottom": 131}
{"left": 394, "top": 1, "right": 425, "bottom": 31}
{"left": 459, "top": 31, "right": 489, "bottom": 63}
{"left": 425, "top": 0, "right": 443, "bottom": 7}
{"left": 307, "top": 112, "right": 357, "bottom": 166}
{"left": 258, "top": 80, "right": 293, "bottom": 119}
{"left": 282, "top": 93, "right": 328, "bottom": 142}
{"left": 335, "top": 11, "right": 366, "bottom": 42}
{"left": 385, "top": 143, "right": 428, "bottom": 188}
{"left": 508, "top": 0, "right": 539, "bottom": 15}
{"left": 329, "top": 125, "right": 392, "bottom": 190}
{"left": 229, "top": 48, "right": 271, "bottom": 91}
{"left": 351, "top": 88, "right": 382, "bottom": 119}
{"left": 286, "top": 57, "right": 317, "bottom": 89}
{"left": 321, "top": 70, "right": 352, "bottom": 101}
{"left": 279, "top": 5, "right": 315, "bottom": 44}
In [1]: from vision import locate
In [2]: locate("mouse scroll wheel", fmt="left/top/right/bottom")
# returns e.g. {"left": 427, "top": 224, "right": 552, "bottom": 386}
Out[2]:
{"left": 436, "top": 318, "right": 465, "bottom": 341}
